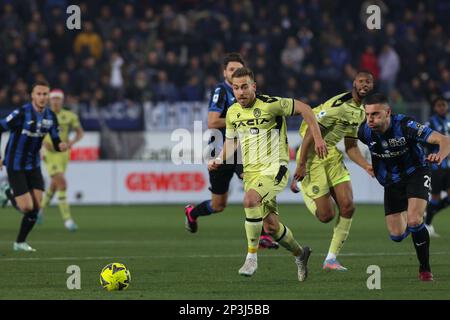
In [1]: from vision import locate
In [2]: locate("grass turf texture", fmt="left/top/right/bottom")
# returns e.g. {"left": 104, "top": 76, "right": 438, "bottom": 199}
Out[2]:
{"left": 0, "top": 204, "right": 449, "bottom": 300}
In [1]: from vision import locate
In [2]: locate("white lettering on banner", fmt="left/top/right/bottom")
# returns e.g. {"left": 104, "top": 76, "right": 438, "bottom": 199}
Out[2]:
{"left": 81, "top": 102, "right": 141, "bottom": 120}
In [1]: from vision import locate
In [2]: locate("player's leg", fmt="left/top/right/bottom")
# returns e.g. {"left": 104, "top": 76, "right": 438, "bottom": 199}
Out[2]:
{"left": 406, "top": 169, "right": 433, "bottom": 281}
{"left": 407, "top": 198, "right": 433, "bottom": 281}
{"left": 53, "top": 172, "right": 77, "bottom": 231}
{"left": 425, "top": 170, "right": 443, "bottom": 236}
{"left": 263, "top": 210, "right": 311, "bottom": 282}
{"left": 239, "top": 188, "right": 263, "bottom": 276}
{"left": 41, "top": 176, "right": 57, "bottom": 210}
{"left": 13, "top": 191, "right": 39, "bottom": 252}
{"left": 185, "top": 166, "right": 233, "bottom": 233}
{"left": 323, "top": 180, "right": 354, "bottom": 271}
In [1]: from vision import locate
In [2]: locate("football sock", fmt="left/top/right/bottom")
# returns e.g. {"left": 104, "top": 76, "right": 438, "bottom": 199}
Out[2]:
{"left": 327, "top": 216, "right": 353, "bottom": 259}
{"left": 190, "top": 200, "right": 215, "bottom": 219}
{"left": 244, "top": 207, "right": 263, "bottom": 253}
{"left": 273, "top": 223, "right": 303, "bottom": 256}
{"left": 425, "top": 199, "right": 441, "bottom": 225}
{"left": 409, "top": 223, "right": 431, "bottom": 272}
{"left": 17, "top": 209, "right": 39, "bottom": 243}
{"left": 41, "top": 189, "right": 55, "bottom": 209}
{"left": 57, "top": 190, "right": 72, "bottom": 220}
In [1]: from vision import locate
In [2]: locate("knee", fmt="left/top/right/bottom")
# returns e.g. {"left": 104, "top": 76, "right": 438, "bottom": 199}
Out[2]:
{"left": 243, "top": 196, "right": 260, "bottom": 208}
{"left": 317, "top": 211, "right": 335, "bottom": 223}
{"left": 340, "top": 203, "right": 355, "bottom": 218}
{"left": 18, "top": 203, "right": 34, "bottom": 213}
{"left": 407, "top": 218, "right": 423, "bottom": 228}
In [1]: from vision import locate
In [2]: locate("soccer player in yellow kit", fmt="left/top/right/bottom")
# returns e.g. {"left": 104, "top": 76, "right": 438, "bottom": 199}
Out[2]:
{"left": 209, "top": 67, "right": 327, "bottom": 280}
{"left": 40, "top": 89, "right": 84, "bottom": 231}
{"left": 291, "top": 71, "right": 375, "bottom": 271}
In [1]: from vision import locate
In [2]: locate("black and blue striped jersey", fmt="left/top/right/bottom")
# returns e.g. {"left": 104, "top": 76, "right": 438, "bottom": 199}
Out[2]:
{"left": 425, "top": 114, "right": 449, "bottom": 170}
{"left": 358, "top": 114, "right": 434, "bottom": 186}
{"left": 0, "top": 103, "right": 61, "bottom": 171}
{"left": 208, "top": 81, "right": 236, "bottom": 140}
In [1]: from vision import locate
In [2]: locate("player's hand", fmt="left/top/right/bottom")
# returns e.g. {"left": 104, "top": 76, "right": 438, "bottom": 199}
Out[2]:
{"left": 59, "top": 142, "right": 68, "bottom": 152}
{"left": 293, "top": 163, "right": 307, "bottom": 182}
{"left": 207, "top": 158, "right": 222, "bottom": 171}
{"left": 290, "top": 177, "right": 300, "bottom": 193}
{"left": 427, "top": 153, "right": 443, "bottom": 165}
{"left": 365, "top": 164, "right": 375, "bottom": 178}
{"left": 314, "top": 138, "right": 328, "bottom": 159}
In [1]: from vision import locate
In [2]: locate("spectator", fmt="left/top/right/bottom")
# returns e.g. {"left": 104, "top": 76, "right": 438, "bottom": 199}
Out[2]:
{"left": 378, "top": 44, "right": 400, "bottom": 95}
{"left": 73, "top": 21, "right": 103, "bottom": 59}
{"left": 153, "top": 71, "right": 179, "bottom": 102}
{"left": 281, "top": 36, "right": 305, "bottom": 74}
{"left": 359, "top": 45, "right": 380, "bottom": 80}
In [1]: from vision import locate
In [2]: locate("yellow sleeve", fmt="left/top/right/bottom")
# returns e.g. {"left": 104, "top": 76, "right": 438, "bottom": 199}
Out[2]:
{"left": 315, "top": 106, "right": 340, "bottom": 129}
{"left": 269, "top": 97, "right": 295, "bottom": 117}
{"left": 70, "top": 112, "right": 81, "bottom": 129}
{"left": 225, "top": 110, "right": 237, "bottom": 139}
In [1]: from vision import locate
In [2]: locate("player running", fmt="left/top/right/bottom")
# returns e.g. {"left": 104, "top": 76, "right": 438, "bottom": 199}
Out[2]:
{"left": 0, "top": 80, "right": 67, "bottom": 252}
{"left": 209, "top": 67, "right": 327, "bottom": 280}
{"left": 359, "top": 93, "right": 450, "bottom": 281}
{"left": 184, "top": 53, "right": 278, "bottom": 249}
{"left": 290, "top": 71, "right": 375, "bottom": 271}
{"left": 424, "top": 97, "right": 449, "bottom": 237}
{"left": 39, "top": 89, "right": 84, "bottom": 231}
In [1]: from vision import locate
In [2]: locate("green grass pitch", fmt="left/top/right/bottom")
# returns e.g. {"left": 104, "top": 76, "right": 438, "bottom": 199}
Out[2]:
{"left": 0, "top": 204, "right": 449, "bottom": 299}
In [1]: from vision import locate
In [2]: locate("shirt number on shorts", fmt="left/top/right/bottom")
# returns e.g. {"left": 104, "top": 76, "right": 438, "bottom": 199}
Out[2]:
{"left": 424, "top": 175, "right": 431, "bottom": 190}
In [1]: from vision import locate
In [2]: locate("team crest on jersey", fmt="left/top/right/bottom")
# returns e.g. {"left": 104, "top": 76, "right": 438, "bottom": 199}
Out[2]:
{"left": 42, "top": 119, "right": 53, "bottom": 128}
{"left": 253, "top": 108, "right": 261, "bottom": 118}
{"left": 312, "top": 185, "right": 320, "bottom": 194}
{"left": 280, "top": 99, "right": 289, "bottom": 109}
{"left": 381, "top": 141, "right": 389, "bottom": 149}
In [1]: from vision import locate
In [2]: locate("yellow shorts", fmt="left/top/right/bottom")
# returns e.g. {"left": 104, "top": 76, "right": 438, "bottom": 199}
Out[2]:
{"left": 244, "top": 166, "right": 289, "bottom": 218}
{"left": 43, "top": 151, "right": 70, "bottom": 176}
{"left": 301, "top": 156, "right": 350, "bottom": 200}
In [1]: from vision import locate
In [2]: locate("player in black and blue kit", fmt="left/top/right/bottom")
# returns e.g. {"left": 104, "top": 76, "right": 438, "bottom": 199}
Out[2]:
{"left": 358, "top": 93, "right": 450, "bottom": 281}
{"left": 424, "top": 97, "right": 449, "bottom": 237}
{"left": 184, "top": 53, "right": 278, "bottom": 249}
{"left": 0, "top": 80, "right": 67, "bottom": 252}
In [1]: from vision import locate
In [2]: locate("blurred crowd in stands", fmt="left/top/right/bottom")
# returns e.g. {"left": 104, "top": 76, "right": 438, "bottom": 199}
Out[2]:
{"left": 0, "top": 0, "right": 449, "bottom": 115}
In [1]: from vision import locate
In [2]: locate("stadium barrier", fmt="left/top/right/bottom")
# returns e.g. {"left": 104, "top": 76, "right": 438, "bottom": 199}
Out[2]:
{"left": 0, "top": 161, "right": 384, "bottom": 205}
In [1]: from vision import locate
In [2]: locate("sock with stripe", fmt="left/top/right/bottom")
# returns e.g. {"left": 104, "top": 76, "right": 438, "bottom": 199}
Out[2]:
{"left": 409, "top": 223, "right": 431, "bottom": 272}
{"left": 16, "top": 209, "right": 39, "bottom": 243}
{"left": 190, "top": 200, "right": 215, "bottom": 219}
{"left": 41, "top": 189, "right": 55, "bottom": 209}
{"left": 244, "top": 207, "right": 263, "bottom": 253}
{"left": 326, "top": 216, "right": 352, "bottom": 260}
{"left": 273, "top": 223, "right": 303, "bottom": 256}
{"left": 57, "top": 190, "right": 71, "bottom": 221}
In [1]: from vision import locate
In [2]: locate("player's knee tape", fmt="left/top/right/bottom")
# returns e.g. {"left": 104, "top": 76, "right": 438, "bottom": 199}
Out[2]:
{"left": 389, "top": 230, "right": 410, "bottom": 242}
{"left": 244, "top": 206, "right": 263, "bottom": 220}
{"left": 408, "top": 223, "right": 426, "bottom": 233}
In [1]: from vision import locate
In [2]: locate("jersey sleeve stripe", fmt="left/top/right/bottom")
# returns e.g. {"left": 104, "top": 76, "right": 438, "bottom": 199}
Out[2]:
{"left": 290, "top": 99, "right": 295, "bottom": 116}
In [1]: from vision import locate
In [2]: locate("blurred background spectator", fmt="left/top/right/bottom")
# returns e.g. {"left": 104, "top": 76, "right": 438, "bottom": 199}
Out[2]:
{"left": 0, "top": 0, "right": 448, "bottom": 122}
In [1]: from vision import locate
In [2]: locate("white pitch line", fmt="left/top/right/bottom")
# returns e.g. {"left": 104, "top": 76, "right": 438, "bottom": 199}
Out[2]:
{"left": 1, "top": 251, "right": 450, "bottom": 262}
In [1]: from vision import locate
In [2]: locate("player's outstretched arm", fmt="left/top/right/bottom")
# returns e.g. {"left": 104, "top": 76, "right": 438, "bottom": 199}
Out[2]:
{"left": 208, "top": 137, "right": 238, "bottom": 171}
{"left": 344, "top": 138, "right": 374, "bottom": 177}
{"left": 426, "top": 132, "right": 450, "bottom": 165}
{"left": 292, "top": 99, "right": 327, "bottom": 159}
{"left": 68, "top": 126, "right": 84, "bottom": 148}
{"left": 208, "top": 112, "right": 226, "bottom": 129}
{"left": 294, "top": 127, "right": 314, "bottom": 182}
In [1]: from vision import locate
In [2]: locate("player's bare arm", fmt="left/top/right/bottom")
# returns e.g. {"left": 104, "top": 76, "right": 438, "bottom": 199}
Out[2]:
{"left": 294, "top": 127, "right": 314, "bottom": 181}
{"left": 344, "top": 137, "right": 374, "bottom": 177}
{"left": 426, "top": 132, "right": 450, "bottom": 165}
{"left": 208, "top": 112, "right": 226, "bottom": 129}
{"left": 208, "top": 137, "right": 238, "bottom": 171}
{"left": 292, "top": 99, "right": 328, "bottom": 159}
{"left": 68, "top": 127, "right": 84, "bottom": 148}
